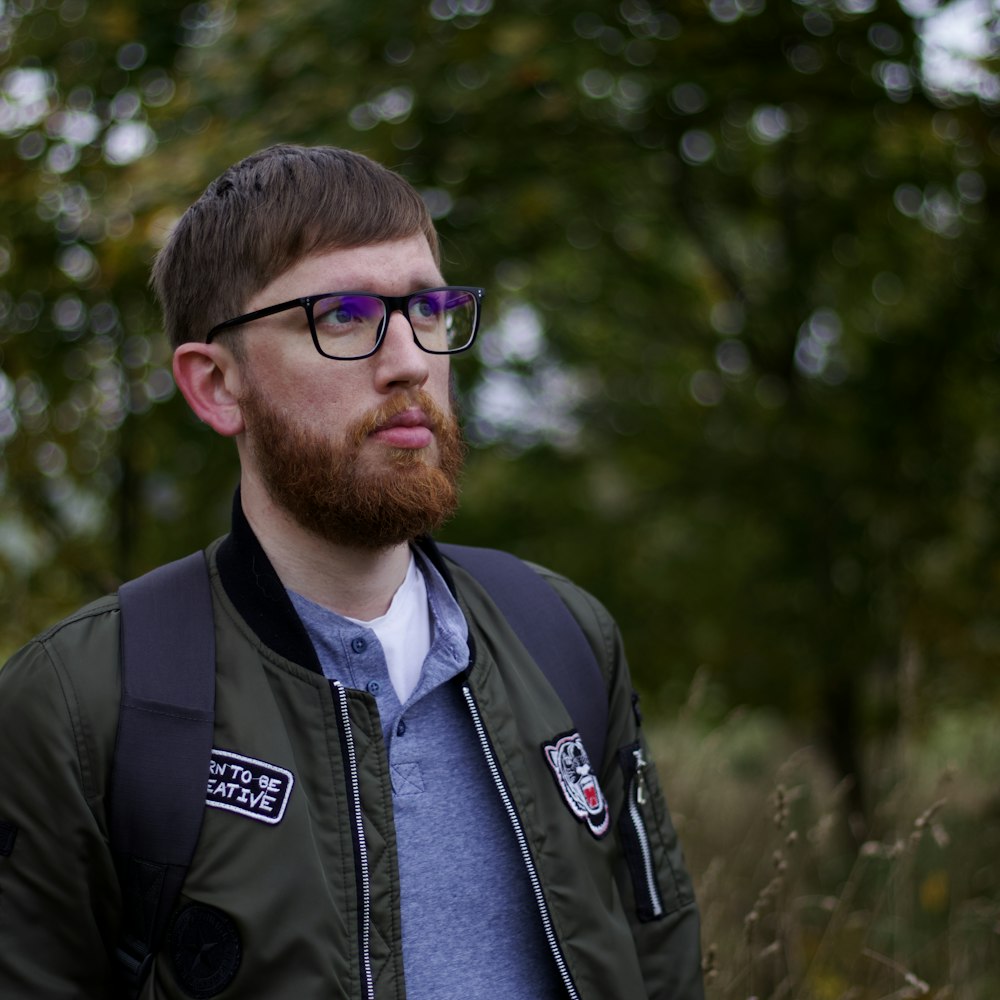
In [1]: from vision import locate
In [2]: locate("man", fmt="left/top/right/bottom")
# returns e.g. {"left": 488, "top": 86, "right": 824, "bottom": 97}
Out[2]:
{"left": 0, "top": 145, "right": 703, "bottom": 999}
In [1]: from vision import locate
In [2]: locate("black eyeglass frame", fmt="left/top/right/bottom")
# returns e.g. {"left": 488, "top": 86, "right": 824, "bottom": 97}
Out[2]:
{"left": 205, "top": 285, "right": 486, "bottom": 360}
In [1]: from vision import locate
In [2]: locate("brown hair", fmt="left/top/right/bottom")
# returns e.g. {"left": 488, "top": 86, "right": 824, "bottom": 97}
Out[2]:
{"left": 152, "top": 144, "right": 440, "bottom": 348}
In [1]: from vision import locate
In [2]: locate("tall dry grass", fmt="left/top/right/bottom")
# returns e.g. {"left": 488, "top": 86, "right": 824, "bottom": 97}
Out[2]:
{"left": 652, "top": 696, "right": 1000, "bottom": 999}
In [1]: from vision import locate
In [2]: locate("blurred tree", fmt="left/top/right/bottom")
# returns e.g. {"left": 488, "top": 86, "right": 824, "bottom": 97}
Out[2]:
{"left": 2, "top": 0, "right": 999, "bottom": 822}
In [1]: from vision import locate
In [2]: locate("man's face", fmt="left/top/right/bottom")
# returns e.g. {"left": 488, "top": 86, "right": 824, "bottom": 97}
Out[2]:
{"left": 232, "top": 235, "right": 466, "bottom": 549}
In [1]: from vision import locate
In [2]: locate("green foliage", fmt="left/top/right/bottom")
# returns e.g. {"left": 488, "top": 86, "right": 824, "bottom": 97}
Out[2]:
{"left": 2, "top": 0, "right": 1000, "bottom": 811}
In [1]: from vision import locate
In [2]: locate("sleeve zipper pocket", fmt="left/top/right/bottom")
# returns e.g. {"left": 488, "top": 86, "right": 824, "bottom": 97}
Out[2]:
{"left": 618, "top": 742, "right": 665, "bottom": 922}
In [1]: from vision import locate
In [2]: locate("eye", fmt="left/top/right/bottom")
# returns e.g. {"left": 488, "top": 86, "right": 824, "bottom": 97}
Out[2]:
{"left": 410, "top": 293, "right": 444, "bottom": 321}
{"left": 313, "top": 295, "right": 382, "bottom": 329}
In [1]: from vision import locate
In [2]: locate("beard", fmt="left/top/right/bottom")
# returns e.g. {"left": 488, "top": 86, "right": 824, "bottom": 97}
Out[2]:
{"left": 239, "top": 381, "right": 465, "bottom": 551}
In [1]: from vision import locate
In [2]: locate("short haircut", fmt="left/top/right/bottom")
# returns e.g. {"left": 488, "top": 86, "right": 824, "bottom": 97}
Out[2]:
{"left": 151, "top": 144, "right": 440, "bottom": 349}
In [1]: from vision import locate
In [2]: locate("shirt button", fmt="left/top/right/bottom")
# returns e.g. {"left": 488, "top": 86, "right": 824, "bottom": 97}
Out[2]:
{"left": 366, "top": 680, "right": 381, "bottom": 695}
{"left": 396, "top": 720, "right": 407, "bottom": 737}
{"left": 351, "top": 637, "right": 367, "bottom": 653}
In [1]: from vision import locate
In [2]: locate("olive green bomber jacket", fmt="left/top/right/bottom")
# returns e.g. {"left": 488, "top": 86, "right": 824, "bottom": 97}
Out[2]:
{"left": 0, "top": 515, "right": 703, "bottom": 1000}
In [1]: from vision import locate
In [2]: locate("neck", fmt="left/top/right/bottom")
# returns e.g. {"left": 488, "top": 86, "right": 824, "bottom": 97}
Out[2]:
{"left": 240, "top": 475, "right": 411, "bottom": 620}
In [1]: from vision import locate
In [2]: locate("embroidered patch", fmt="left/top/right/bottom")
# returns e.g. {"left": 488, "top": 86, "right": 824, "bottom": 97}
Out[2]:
{"left": 543, "top": 731, "right": 610, "bottom": 839}
{"left": 169, "top": 903, "right": 241, "bottom": 997}
{"left": 206, "top": 749, "right": 294, "bottom": 825}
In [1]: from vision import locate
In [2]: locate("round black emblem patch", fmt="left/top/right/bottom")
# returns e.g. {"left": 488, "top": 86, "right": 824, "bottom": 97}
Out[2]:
{"left": 168, "top": 903, "right": 241, "bottom": 998}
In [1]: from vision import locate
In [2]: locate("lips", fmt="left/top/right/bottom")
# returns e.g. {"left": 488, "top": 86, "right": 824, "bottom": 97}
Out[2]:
{"left": 371, "top": 407, "right": 435, "bottom": 449}
{"left": 378, "top": 408, "right": 432, "bottom": 432}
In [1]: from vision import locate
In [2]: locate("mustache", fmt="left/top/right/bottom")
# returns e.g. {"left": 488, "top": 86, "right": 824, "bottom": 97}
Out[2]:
{"left": 348, "top": 390, "right": 454, "bottom": 448}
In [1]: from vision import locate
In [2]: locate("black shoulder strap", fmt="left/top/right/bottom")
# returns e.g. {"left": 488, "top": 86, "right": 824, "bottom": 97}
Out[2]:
{"left": 109, "top": 552, "right": 216, "bottom": 998}
{"left": 439, "top": 543, "right": 608, "bottom": 769}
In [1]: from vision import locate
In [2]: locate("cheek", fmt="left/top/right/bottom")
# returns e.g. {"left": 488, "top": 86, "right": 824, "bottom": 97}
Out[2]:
{"left": 259, "top": 347, "right": 357, "bottom": 407}
{"left": 293, "top": 378, "right": 359, "bottom": 430}
{"left": 425, "top": 359, "right": 453, "bottom": 405}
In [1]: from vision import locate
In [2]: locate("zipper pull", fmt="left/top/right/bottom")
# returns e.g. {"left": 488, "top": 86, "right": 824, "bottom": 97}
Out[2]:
{"left": 633, "top": 747, "right": 649, "bottom": 806}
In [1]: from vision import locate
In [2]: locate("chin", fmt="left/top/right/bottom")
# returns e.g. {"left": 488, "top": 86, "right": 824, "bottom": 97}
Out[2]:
{"left": 371, "top": 445, "right": 439, "bottom": 470}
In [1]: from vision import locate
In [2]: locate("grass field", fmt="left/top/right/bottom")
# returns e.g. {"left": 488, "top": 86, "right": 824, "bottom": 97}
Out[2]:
{"left": 652, "top": 702, "right": 1000, "bottom": 999}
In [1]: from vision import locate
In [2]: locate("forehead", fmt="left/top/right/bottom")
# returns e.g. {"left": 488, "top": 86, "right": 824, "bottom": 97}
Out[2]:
{"left": 248, "top": 235, "right": 444, "bottom": 309}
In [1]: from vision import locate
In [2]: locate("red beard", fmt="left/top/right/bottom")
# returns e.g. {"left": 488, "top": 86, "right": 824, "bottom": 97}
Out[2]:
{"left": 240, "top": 384, "right": 465, "bottom": 550}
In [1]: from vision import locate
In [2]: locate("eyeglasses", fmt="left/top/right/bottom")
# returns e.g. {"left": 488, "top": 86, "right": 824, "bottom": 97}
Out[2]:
{"left": 205, "top": 286, "right": 485, "bottom": 360}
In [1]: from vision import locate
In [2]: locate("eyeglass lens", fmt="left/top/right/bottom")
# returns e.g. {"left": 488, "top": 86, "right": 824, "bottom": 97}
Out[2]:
{"left": 312, "top": 290, "right": 478, "bottom": 358}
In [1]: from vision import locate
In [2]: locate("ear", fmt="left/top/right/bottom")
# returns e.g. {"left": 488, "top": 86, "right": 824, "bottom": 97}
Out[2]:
{"left": 173, "top": 342, "right": 246, "bottom": 438}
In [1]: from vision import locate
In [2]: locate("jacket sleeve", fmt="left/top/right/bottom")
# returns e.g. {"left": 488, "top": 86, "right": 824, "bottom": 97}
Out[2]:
{"left": 0, "top": 635, "right": 119, "bottom": 996}
{"left": 545, "top": 574, "right": 706, "bottom": 1000}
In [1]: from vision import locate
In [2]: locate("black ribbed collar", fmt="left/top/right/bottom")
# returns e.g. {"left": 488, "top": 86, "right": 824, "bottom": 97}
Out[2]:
{"left": 215, "top": 490, "right": 460, "bottom": 675}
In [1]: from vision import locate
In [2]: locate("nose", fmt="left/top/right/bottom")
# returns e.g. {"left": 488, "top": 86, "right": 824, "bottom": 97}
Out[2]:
{"left": 372, "top": 308, "right": 430, "bottom": 392}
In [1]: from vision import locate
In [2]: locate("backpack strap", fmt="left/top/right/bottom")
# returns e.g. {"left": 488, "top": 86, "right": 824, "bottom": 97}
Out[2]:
{"left": 109, "top": 552, "right": 216, "bottom": 998}
{"left": 439, "top": 543, "right": 608, "bottom": 769}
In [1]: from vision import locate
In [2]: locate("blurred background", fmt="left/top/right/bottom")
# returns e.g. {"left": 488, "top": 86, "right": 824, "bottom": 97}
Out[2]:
{"left": 1, "top": 0, "right": 998, "bottom": 995}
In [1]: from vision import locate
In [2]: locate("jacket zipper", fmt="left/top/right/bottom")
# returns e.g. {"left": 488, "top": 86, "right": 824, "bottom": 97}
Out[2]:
{"left": 462, "top": 685, "right": 581, "bottom": 1000}
{"left": 333, "top": 681, "right": 375, "bottom": 1000}
{"left": 628, "top": 748, "right": 664, "bottom": 918}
